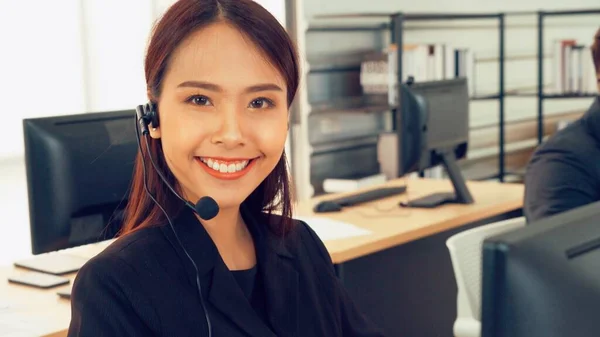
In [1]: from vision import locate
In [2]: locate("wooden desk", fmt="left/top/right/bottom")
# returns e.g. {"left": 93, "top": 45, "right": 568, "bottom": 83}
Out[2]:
{"left": 298, "top": 178, "right": 523, "bottom": 264}
{"left": 0, "top": 178, "right": 524, "bottom": 337}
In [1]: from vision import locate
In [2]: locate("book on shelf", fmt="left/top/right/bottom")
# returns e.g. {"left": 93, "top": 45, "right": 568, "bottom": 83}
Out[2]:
{"left": 359, "top": 43, "right": 476, "bottom": 104}
{"left": 322, "top": 173, "right": 388, "bottom": 193}
{"left": 552, "top": 38, "right": 597, "bottom": 94}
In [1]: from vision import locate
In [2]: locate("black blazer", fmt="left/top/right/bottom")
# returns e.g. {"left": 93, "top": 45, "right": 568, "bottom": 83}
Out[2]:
{"left": 524, "top": 96, "right": 600, "bottom": 222}
{"left": 67, "top": 206, "right": 385, "bottom": 337}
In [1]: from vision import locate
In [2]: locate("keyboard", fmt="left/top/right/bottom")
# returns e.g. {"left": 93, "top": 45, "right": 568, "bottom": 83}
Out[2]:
{"left": 12, "top": 239, "right": 115, "bottom": 275}
{"left": 331, "top": 186, "right": 407, "bottom": 207}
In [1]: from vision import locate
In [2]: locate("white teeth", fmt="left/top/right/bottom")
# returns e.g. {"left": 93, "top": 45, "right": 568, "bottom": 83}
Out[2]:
{"left": 200, "top": 158, "right": 253, "bottom": 173}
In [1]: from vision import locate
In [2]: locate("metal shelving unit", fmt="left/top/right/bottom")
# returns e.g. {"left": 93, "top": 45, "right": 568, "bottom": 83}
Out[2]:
{"left": 536, "top": 8, "right": 600, "bottom": 144}
{"left": 307, "top": 12, "right": 508, "bottom": 182}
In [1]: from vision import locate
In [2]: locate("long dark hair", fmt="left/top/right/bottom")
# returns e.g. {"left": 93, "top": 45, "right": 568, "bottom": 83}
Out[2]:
{"left": 120, "top": 0, "right": 299, "bottom": 237}
{"left": 593, "top": 27, "right": 600, "bottom": 80}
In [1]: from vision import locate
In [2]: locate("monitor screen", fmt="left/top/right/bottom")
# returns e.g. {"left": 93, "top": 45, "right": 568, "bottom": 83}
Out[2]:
{"left": 482, "top": 201, "right": 600, "bottom": 337}
{"left": 23, "top": 110, "right": 137, "bottom": 254}
{"left": 409, "top": 78, "right": 469, "bottom": 151}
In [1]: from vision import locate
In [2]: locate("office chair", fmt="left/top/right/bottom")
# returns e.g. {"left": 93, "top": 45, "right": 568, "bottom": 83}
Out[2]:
{"left": 446, "top": 217, "right": 526, "bottom": 337}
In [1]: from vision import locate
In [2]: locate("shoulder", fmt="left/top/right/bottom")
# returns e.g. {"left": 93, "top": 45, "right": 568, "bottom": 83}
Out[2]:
{"left": 529, "top": 120, "right": 598, "bottom": 167}
{"left": 94, "top": 226, "right": 166, "bottom": 263}
{"left": 526, "top": 120, "right": 600, "bottom": 185}
{"left": 69, "top": 228, "right": 164, "bottom": 335}
{"left": 74, "top": 226, "right": 168, "bottom": 284}
{"left": 524, "top": 121, "right": 600, "bottom": 221}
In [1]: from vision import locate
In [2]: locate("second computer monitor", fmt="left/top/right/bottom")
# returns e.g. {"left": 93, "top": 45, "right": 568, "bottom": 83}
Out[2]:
{"left": 378, "top": 78, "right": 473, "bottom": 208}
{"left": 409, "top": 78, "right": 469, "bottom": 171}
{"left": 23, "top": 110, "right": 137, "bottom": 254}
{"left": 481, "top": 201, "right": 600, "bottom": 337}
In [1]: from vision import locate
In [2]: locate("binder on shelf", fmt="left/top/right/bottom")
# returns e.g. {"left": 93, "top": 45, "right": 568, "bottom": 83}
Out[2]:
{"left": 552, "top": 38, "right": 597, "bottom": 95}
{"left": 359, "top": 43, "right": 477, "bottom": 100}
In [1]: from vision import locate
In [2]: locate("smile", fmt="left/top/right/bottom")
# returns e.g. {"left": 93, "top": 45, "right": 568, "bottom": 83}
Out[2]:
{"left": 196, "top": 156, "right": 257, "bottom": 180}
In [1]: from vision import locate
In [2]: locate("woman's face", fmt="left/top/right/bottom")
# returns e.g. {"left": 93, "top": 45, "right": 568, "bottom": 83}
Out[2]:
{"left": 153, "top": 21, "right": 289, "bottom": 211}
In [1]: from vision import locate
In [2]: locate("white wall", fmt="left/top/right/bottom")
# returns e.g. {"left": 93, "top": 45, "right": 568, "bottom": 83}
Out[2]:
{"left": 81, "top": 0, "right": 153, "bottom": 113}
{"left": 0, "top": 0, "right": 86, "bottom": 159}
{"left": 0, "top": 0, "right": 163, "bottom": 264}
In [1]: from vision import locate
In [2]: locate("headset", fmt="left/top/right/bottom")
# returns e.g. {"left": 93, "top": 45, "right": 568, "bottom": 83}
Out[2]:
{"left": 135, "top": 102, "right": 217, "bottom": 337}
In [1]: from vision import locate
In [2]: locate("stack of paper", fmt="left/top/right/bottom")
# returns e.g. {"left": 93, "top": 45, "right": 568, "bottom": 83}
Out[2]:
{"left": 295, "top": 216, "right": 371, "bottom": 241}
{"left": 0, "top": 301, "right": 53, "bottom": 337}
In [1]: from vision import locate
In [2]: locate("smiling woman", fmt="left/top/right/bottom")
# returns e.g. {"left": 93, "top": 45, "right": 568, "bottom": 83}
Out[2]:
{"left": 138, "top": 20, "right": 293, "bottom": 233}
{"left": 66, "top": 1, "right": 385, "bottom": 337}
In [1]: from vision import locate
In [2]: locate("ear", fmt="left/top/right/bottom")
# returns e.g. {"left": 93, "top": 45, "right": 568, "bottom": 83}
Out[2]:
{"left": 149, "top": 125, "right": 161, "bottom": 139}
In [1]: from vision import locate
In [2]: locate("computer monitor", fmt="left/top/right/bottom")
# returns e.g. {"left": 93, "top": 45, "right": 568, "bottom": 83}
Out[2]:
{"left": 23, "top": 110, "right": 137, "bottom": 254}
{"left": 481, "top": 201, "right": 600, "bottom": 337}
{"left": 377, "top": 77, "right": 473, "bottom": 208}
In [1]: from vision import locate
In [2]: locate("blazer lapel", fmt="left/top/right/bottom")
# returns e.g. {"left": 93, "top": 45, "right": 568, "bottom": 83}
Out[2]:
{"left": 162, "top": 207, "right": 275, "bottom": 337}
{"left": 164, "top": 206, "right": 300, "bottom": 337}
{"left": 244, "top": 209, "right": 300, "bottom": 337}
{"left": 208, "top": 261, "right": 277, "bottom": 337}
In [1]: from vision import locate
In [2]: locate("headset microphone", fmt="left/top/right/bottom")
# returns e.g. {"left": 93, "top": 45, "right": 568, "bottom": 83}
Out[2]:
{"left": 135, "top": 104, "right": 220, "bottom": 221}
{"left": 194, "top": 196, "right": 219, "bottom": 220}
{"left": 134, "top": 102, "right": 215, "bottom": 337}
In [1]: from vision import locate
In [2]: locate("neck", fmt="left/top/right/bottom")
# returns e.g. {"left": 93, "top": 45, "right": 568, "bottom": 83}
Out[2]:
{"left": 196, "top": 204, "right": 256, "bottom": 270}
{"left": 198, "top": 205, "right": 244, "bottom": 240}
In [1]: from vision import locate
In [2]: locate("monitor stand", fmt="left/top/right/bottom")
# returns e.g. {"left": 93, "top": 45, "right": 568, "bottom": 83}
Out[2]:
{"left": 400, "top": 149, "right": 474, "bottom": 208}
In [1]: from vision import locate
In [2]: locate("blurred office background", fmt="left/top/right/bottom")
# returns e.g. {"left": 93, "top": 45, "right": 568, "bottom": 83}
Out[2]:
{"left": 0, "top": 0, "right": 598, "bottom": 263}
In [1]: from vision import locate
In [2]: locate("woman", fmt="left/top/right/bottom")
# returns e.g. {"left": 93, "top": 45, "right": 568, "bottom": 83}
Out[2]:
{"left": 67, "top": 0, "right": 385, "bottom": 336}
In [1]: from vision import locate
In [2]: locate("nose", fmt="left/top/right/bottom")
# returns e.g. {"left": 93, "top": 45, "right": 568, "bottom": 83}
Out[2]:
{"left": 211, "top": 107, "right": 245, "bottom": 148}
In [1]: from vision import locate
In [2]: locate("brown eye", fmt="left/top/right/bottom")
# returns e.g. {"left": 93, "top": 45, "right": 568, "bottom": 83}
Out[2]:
{"left": 186, "top": 95, "right": 212, "bottom": 106}
{"left": 248, "top": 97, "right": 274, "bottom": 109}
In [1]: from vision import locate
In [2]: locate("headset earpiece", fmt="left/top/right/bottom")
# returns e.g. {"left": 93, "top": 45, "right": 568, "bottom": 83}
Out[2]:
{"left": 135, "top": 102, "right": 160, "bottom": 135}
{"left": 143, "top": 102, "right": 160, "bottom": 129}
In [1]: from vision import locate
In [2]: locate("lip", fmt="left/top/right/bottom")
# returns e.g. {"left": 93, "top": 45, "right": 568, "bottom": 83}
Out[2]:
{"left": 199, "top": 156, "right": 254, "bottom": 162}
{"left": 195, "top": 157, "right": 258, "bottom": 180}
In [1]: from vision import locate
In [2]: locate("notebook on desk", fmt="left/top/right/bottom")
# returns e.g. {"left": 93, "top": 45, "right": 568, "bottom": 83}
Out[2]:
{"left": 57, "top": 287, "right": 72, "bottom": 299}
{"left": 14, "top": 254, "right": 89, "bottom": 276}
{"left": 295, "top": 216, "right": 371, "bottom": 241}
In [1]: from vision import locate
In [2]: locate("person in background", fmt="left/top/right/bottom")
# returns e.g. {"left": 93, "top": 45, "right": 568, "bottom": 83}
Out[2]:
{"left": 67, "top": 1, "right": 385, "bottom": 336}
{"left": 524, "top": 27, "right": 600, "bottom": 222}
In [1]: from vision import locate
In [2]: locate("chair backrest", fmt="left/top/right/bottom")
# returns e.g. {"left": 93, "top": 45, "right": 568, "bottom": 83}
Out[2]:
{"left": 446, "top": 217, "right": 526, "bottom": 320}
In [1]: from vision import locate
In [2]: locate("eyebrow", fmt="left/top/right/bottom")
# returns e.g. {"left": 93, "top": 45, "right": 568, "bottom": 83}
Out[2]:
{"left": 177, "top": 81, "right": 283, "bottom": 93}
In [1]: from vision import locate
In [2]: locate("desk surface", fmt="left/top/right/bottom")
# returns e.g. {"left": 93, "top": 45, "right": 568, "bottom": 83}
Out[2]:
{"left": 301, "top": 178, "right": 524, "bottom": 264}
{"left": 0, "top": 178, "right": 524, "bottom": 337}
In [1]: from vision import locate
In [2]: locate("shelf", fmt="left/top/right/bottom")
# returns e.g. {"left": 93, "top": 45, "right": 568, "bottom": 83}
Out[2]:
{"left": 470, "top": 92, "right": 539, "bottom": 100}
{"left": 542, "top": 93, "right": 598, "bottom": 99}
{"left": 307, "top": 11, "right": 504, "bottom": 33}
{"left": 303, "top": 10, "right": 509, "bottom": 184}
{"left": 313, "top": 12, "right": 503, "bottom": 20}
{"left": 471, "top": 94, "right": 500, "bottom": 100}
{"left": 476, "top": 53, "right": 551, "bottom": 63}
{"left": 309, "top": 65, "right": 361, "bottom": 73}
{"left": 540, "top": 8, "right": 600, "bottom": 16}
{"left": 314, "top": 13, "right": 397, "bottom": 19}
{"left": 310, "top": 96, "right": 396, "bottom": 114}
{"left": 307, "top": 52, "right": 367, "bottom": 73}
{"left": 306, "top": 24, "right": 389, "bottom": 32}
{"left": 404, "top": 13, "right": 503, "bottom": 21}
